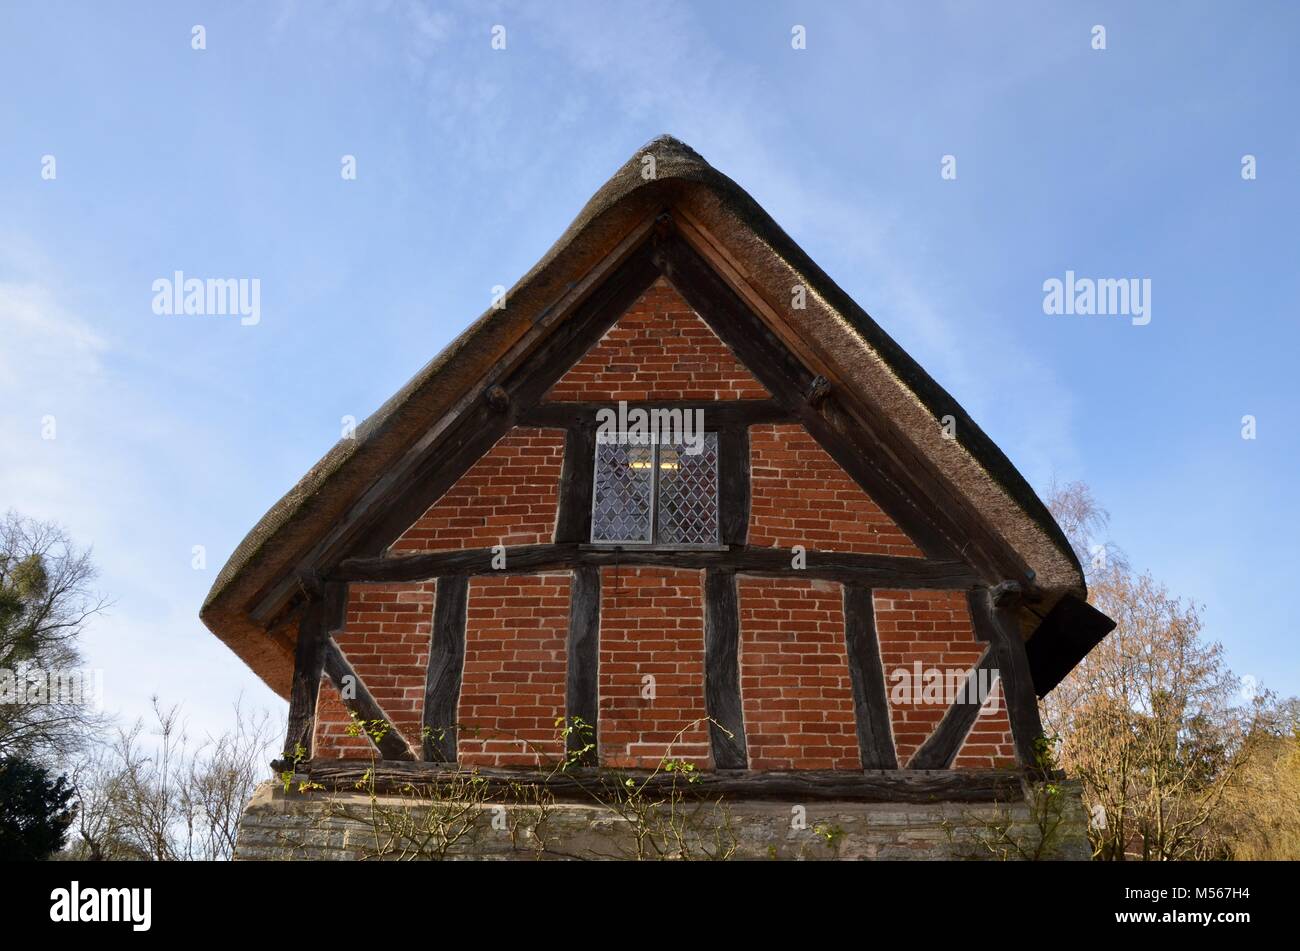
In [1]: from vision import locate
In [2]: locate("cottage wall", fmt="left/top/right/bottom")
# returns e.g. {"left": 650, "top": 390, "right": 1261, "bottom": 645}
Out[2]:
{"left": 311, "top": 278, "right": 1015, "bottom": 771}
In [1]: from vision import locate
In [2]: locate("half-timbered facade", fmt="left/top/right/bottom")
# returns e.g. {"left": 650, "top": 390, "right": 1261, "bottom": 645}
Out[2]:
{"left": 206, "top": 137, "right": 1114, "bottom": 850}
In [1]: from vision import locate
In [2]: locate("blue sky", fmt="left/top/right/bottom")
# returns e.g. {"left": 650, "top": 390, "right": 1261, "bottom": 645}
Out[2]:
{"left": 1, "top": 1, "right": 1296, "bottom": 744}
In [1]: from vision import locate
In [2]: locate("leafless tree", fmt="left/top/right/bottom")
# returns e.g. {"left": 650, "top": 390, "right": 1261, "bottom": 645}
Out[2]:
{"left": 0, "top": 511, "right": 111, "bottom": 761}
{"left": 65, "top": 697, "right": 277, "bottom": 861}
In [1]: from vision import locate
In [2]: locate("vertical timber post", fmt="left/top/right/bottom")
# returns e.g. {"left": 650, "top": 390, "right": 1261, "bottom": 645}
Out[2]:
{"left": 280, "top": 580, "right": 344, "bottom": 768}
{"left": 422, "top": 575, "right": 470, "bottom": 763}
{"left": 703, "top": 568, "right": 748, "bottom": 769}
{"left": 565, "top": 566, "right": 601, "bottom": 763}
{"left": 842, "top": 585, "right": 898, "bottom": 769}
{"left": 973, "top": 583, "right": 1045, "bottom": 771}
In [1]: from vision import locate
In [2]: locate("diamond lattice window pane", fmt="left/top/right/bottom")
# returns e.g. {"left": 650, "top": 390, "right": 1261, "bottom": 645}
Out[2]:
{"left": 656, "top": 434, "right": 719, "bottom": 545}
{"left": 591, "top": 442, "right": 654, "bottom": 542}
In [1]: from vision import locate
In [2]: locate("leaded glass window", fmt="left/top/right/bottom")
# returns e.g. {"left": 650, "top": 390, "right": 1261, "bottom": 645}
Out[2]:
{"left": 591, "top": 434, "right": 719, "bottom": 546}
{"left": 591, "top": 442, "right": 654, "bottom": 543}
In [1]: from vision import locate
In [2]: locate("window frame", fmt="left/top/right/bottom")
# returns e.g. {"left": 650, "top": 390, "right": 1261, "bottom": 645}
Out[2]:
{"left": 588, "top": 432, "right": 723, "bottom": 549}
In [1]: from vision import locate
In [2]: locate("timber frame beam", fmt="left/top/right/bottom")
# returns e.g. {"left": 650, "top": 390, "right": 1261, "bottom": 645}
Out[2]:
{"left": 274, "top": 579, "right": 418, "bottom": 767}
{"left": 652, "top": 229, "right": 1035, "bottom": 588}
{"left": 422, "top": 576, "right": 469, "bottom": 763}
{"left": 665, "top": 212, "right": 1041, "bottom": 593}
{"left": 279, "top": 570, "right": 1043, "bottom": 774}
{"left": 329, "top": 543, "right": 981, "bottom": 588}
{"left": 970, "top": 582, "right": 1045, "bottom": 770}
{"left": 296, "top": 760, "right": 1030, "bottom": 803}
{"left": 901, "top": 583, "right": 1047, "bottom": 771}
{"left": 277, "top": 581, "right": 344, "bottom": 766}
{"left": 266, "top": 211, "right": 1057, "bottom": 777}
{"left": 247, "top": 228, "right": 664, "bottom": 628}
{"left": 907, "top": 646, "right": 999, "bottom": 770}
{"left": 249, "top": 212, "right": 1045, "bottom": 631}
{"left": 321, "top": 637, "right": 418, "bottom": 762}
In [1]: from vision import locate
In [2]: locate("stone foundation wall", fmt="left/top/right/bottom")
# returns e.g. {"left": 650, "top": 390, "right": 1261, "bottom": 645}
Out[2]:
{"left": 234, "top": 780, "right": 1091, "bottom": 861}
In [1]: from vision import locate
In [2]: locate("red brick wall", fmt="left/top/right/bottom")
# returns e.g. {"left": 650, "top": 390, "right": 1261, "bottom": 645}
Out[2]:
{"left": 312, "top": 677, "right": 374, "bottom": 757}
{"left": 872, "top": 589, "right": 1015, "bottom": 768}
{"left": 598, "top": 566, "right": 711, "bottom": 767}
{"left": 749, "top": 424, "right": 922, "bottom": 557}
{"left": 953, "top": 680, "right": 1016, "bottom": 769}
{"left": 737, "top": 577, "right": 860, "bottom": 770}
{"left": 312, "top": 576, "right": 1014, "bottom": 770}
{"left": 545, "top": 277, "right": 769, "bottom": 401}
{"left": 305, "top": 272, "right": 1015, "bottom": 775}
{"left": 390, "top": 428, "right": 565, "bottom": 554}
{"left": 457, "top": 573, "right": 570, "bottom": 767}
{"left": 314, "top": 582, "right": 434, "bottom": 759}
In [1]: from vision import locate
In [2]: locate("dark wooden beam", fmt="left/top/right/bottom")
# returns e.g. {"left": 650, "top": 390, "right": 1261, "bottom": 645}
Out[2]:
{"left": 816, "top": 393, "right": 1038, "bottom": 590}
{"left": 654, "top": 232, "right": 957, "bottom": 560}
{"left": 303, "top": 760, "right": 1029, "bottom": 804}
{"left": 907, "top": 646, "right": 998, "bottom": 770}
{"left": 321, "top": 637, "right": 416, "bottom": 761}
{"left": 842, "top": 586, "right": 898, "bottom": 769}
{"left": 247, "top": 238, "right": 663, "bottom": 626}
{"left": 969, "top": 584, "right": 1044, "bottom": 769}
{"left": 422, "top": 575, "right": 470, "bottom": 763}
{"left": 703, "top": 569, "right": 748, "bottom": 769}
{"left": 331, "top": 542, "right": 981, "bottom": 589}
{"left": 338, "top": 542, "right": 574, "bottom": 580}
{"left": 282, "top": 597, "right": 327, "bottom": 763}
{"left": 564, "top": 566, "right": 601, "bottom": 764}
{"left": 718, "top": 425, "right": 751, "bottom": 546}
{"left": 554, "top": 423, "right": 596, "bottom": 544}
{"left": 351, "top": 412, "right": 515, "bottom": 567}
{"left": 509, "top": 248, "right": 663, "bottom": 409}
{"left": 277, "top": 581, "right": 349, "bottom": 768}
{"left": 656, "top": 231, "right": 1037, "bottom": 589}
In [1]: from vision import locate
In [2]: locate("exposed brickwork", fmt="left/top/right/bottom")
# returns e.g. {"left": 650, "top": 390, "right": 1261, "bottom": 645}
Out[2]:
{"left": 458, "top": 573, "right": 570, "bottom": 767}
{"left": 748, "top": 424, "right": 921, "bottom": 557}
{"left": 598, "top": 566, "right": 711, "bottom": 767}
{"left": 873, "top": 589, "right": 1015, "bottom": 768}
{"left": 390, "top": 428, "right": 565, "bottom": 554}
{"left": 312, "top": 676, "right": 374, "bottom": 758}
{"left": 545, "top": 277, "right": 770, "bottom": 401}
{"left": 737, "top": 577, "right": 859, "bottom": 770}
{"left": 303, "top": 280, "right": 1014, "bottom": 777}
{"left": 313, "top": 582, "right": 434, "bottom": 759}
{"left": 953, "top": 680, "right": 1016, "bottom": 769}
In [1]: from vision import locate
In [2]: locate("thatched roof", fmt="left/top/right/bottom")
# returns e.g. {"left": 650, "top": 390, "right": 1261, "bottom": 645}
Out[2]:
{"left": 202, "top": 135, "right": 1085, "bottom": 696}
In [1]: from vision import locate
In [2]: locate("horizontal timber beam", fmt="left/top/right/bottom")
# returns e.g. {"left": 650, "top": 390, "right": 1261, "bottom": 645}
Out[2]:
{"left": 299, "top": 760, "right": 1029, "bottom": 804}
{"left": 246, "top": 235, "right": 664, "bottom": 627}
{"left": 330, "top": 543, "right": 981, "bottom": 589}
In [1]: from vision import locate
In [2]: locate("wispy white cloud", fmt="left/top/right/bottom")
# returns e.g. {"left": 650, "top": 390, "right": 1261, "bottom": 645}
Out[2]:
{"left": 0, "top": 235, "right": 283, "bottom": 743}
{"left": 0, "top": 281, "right": 106, "bottom": 386}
